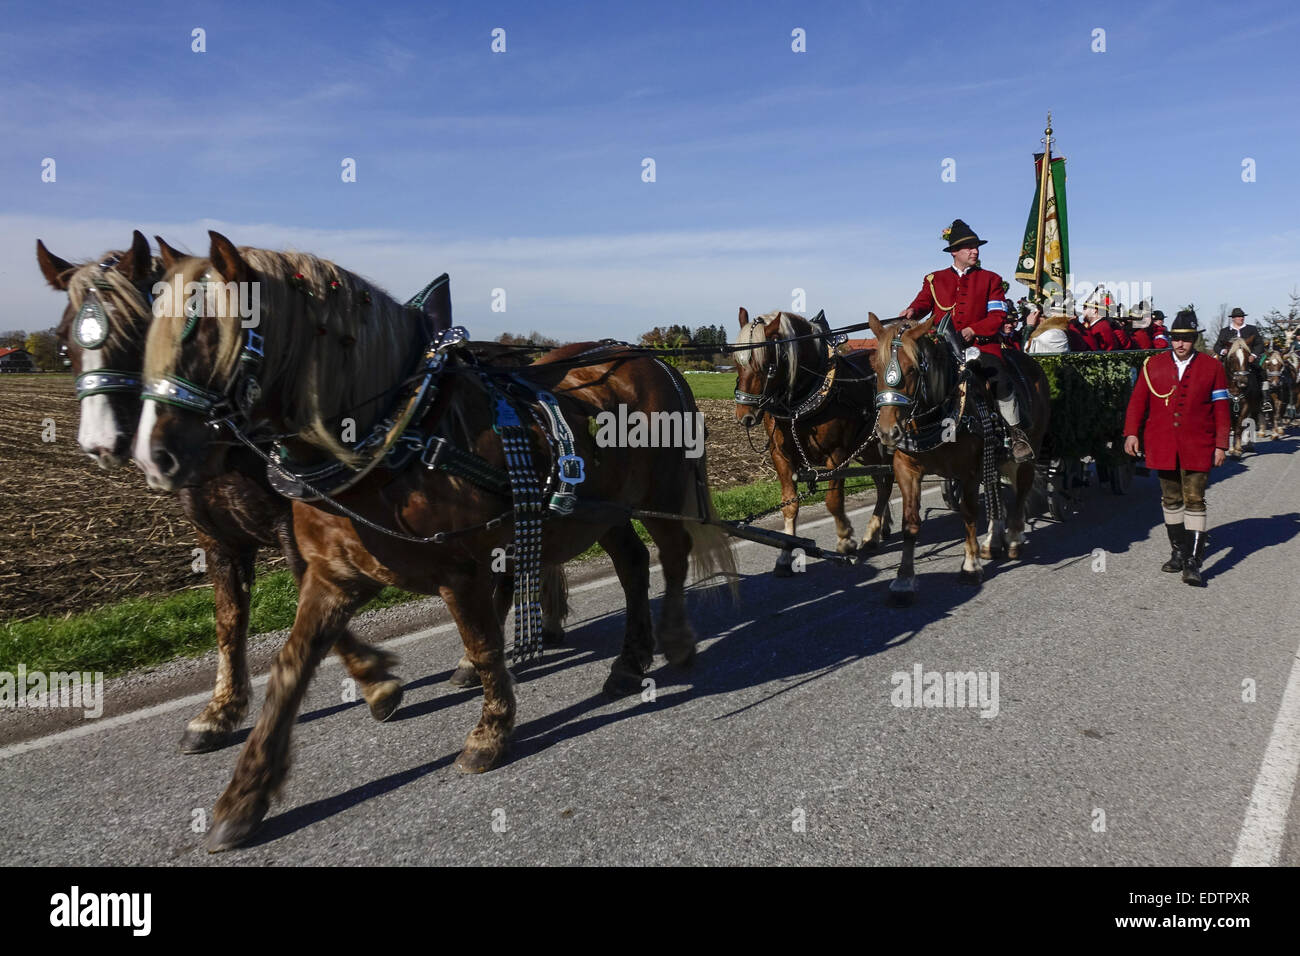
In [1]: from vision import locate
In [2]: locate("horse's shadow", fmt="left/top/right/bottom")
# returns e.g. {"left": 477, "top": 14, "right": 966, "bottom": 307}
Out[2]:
{"left": 237, "top": 511, "right": 992, "bottom": 850}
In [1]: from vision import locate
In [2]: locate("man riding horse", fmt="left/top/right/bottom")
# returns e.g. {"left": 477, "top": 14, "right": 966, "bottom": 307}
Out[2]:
{"left": 1213, "top": 307, "right": 1266, "bottom": 393}
{"left": 900, "top": 219, "right": 1034, "bottom": 462}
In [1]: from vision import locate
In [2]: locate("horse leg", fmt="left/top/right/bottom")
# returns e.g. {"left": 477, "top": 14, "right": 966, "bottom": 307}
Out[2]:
{"left": 773, "top": 459, "right": 800, "bottom": 577}
{"left": 979, "top": 462, "right": 1014, "bottom": 559}
{"left": 860, "top": 468, "right": 893, "bottom": 551}
{"left": 206, "top": 570, "right": 377, "bottom": 851}
{"left": 1006, "top": 462, "right": 1034, "bottom": 559}
{"left": 180, "top": 532, "right": 253, "bottom": 754}
{"left": 449, "top": 565, "right": 567, "bottom": 688}
{"left": 599, "top": 522, "right": 655, "bottom": 698}
{"left": 826, "top": 477, "right": 857, "bottom": 555}
{"left": 640, "top": 516, "right": 697, "bottom": 667}
{"left": 889, "top": 463, "right": 923, "bottom": 604}
{"left": 444, "top": 572, "right": 516, "bottom": 775}
{"left": 958, "top": 472, "right": 983, "bottom": 585}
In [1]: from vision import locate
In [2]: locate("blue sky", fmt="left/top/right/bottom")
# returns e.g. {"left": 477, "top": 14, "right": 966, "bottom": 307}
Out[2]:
{"left": 3, "top": 0, "right": 1298, "bottom": 339}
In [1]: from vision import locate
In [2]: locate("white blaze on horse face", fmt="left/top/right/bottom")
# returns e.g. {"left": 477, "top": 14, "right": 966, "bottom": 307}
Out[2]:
{"left": 75, "top": 348, "right": 123, "bottom": 463}
{"left": 132, "top": 400, "right": 164, "bottom": 486}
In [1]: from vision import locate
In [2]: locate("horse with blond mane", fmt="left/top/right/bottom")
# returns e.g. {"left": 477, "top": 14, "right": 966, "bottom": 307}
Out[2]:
{"left": 134, "top": 231, "right": 735, "bottom": 851}
{"left": 1262, "top": 348, "right": 1294, "bottom": 437}
{"left": 866, "top": 314, "right": 1050, "bottom": 603}
{"left": 732, "top": 308, "right": 893, "bottom": 574}
{"left": 1223, "top": 338, "right": 1262, "bottom": 456}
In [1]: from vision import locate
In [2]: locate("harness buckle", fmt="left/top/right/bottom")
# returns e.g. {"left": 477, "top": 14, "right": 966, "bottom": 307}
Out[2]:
{"left": 557, "top": 453, "right": 585, "bottom": 485}
{"left": 421, "top": 435, "right": 449, "bottom": 469}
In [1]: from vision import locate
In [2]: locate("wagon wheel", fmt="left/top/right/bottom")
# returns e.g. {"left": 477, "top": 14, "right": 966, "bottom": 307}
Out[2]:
{"left": 941, "top": 477, "right": 962, "bottom": 511}
{"left": 1109, "top": 457, "right": 1135, "bottom": 495}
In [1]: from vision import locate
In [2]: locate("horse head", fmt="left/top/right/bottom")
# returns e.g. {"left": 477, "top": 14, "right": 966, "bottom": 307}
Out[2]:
{"left": 35, "top": 230, "right": 162, "bottom": 468}
{"left": 135, "top": 230, "right": 413, "bottom": 491}
{"left": 732, "top": 308, "right": 819, "bottom": 427}
{"left": 867, "top": 313, "right": 938, "bottom": 451}
{"left": 1224, "top": 338, "right": 1254, "bottom": 392}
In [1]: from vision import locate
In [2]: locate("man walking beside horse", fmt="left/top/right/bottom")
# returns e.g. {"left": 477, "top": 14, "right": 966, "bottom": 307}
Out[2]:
{"left": 900, "top": 219, "right": 1035, "bottom": 462}
{"left": 1123, "top": 310, "right": 1230, "bottom": 587}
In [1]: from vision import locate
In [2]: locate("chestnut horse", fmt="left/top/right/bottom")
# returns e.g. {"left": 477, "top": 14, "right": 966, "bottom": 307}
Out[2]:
{"left": 1223, "top": 339, "right": 1262, "bottom": 456}
{"left": 866, "top": 314, "right": 1050, "bottom": 603}
{"left": 135, "top": 232, "right": 734, "bottom": 850}
{"left": 732, "top": 308, "right": 893, "bottom": 574}
{"left": 1262, "top": 349, "right": 1294, "bottom": 436}
{"left": 36, "top": 232, "right": 402, "bottom": 751}
{"left": 35, "top": 232, "right": 557, "bottom": 752}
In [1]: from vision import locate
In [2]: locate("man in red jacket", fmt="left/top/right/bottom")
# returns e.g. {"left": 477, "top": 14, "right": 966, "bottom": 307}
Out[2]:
{"left": 1123, "top": 310, "right": 1230, "bottom": 586}
{"left": 901, "top": 219, "right": 1033, "bottom": 461}
{"left": 1080, "top": 289, "right": 1121, "bottom": 350}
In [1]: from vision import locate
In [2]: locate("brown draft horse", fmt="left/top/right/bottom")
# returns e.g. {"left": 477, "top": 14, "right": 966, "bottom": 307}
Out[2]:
{"left": 35, "top": 232, "right": 557, "bottom": 753}
{"left": 732, "top": 308, "right": 893, "bottom": 574}
{"left": 866, "top": 314, "right": 1050, "bottom": 603}
{"left": 135, "top": 232, "right": 734, "bottom": 850}
{"left": 1262, "top": 349, "right": 1295, "bottom": 437}
{"left": 1223, "top": 339, "right": 1262, "bottom": 456}
{"left": 36, "top": 232, "right": 399, "bottom": 751}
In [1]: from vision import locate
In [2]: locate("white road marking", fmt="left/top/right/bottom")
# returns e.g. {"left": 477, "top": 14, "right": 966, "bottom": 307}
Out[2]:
{"left": 1232, "top": 649, "right": 1300, "bottom": 866}
{"left": 1231, "top": 446, "right": 1300, "bottom": 866}
{"left": 0, "top": 486, "right": 933, "bottom": 759}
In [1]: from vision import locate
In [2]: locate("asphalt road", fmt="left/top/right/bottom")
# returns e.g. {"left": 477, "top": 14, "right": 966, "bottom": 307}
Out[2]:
{"left": 3, "top": 434, "right": 1299, "bottom": 866}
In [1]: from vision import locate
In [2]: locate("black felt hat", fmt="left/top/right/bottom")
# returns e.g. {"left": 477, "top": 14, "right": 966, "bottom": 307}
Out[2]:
{"left": 1229, "top": 307, "right": 1247, "bottom": 318}
{"left": 1170, "top": 309, "right": 1199, "bottom": 338}
{"left": 942, "top": 219, "right": 987, "bottom": 252}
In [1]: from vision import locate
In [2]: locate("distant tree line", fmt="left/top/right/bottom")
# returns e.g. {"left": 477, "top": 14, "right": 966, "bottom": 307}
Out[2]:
{"left": 0, "top": 327, "right": 64, "bottom": 370}
{"left": 638, "top": 324, "right": 731, "bottom": 370}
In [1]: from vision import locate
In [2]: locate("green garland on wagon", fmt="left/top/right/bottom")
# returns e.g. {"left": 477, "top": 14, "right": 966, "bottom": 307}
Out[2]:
{"left": 1029, "top": 350, "right": 1159, "bottom": 463}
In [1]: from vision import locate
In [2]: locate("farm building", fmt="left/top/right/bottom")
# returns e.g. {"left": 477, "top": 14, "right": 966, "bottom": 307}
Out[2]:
{"left": 0, "top": 347, "right": 37, "bottom": 372}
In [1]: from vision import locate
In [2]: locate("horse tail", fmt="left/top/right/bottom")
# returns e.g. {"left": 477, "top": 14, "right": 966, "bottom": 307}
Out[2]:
{"left": 682, "top": 478, "right": 739, "bottom": 601}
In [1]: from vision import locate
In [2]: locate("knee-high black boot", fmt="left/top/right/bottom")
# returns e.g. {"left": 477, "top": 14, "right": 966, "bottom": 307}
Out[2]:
{"left": 1181, "top": 530, "right": 1207, "bottom": 586}
{"left": 1162, "top": 524, "right": 1185, "bottom": 572}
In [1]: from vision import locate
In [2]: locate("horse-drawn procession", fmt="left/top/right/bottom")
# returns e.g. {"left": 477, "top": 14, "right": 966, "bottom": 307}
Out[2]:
{"left": 30, "top": 203, "right": 1298, "bottom": 851}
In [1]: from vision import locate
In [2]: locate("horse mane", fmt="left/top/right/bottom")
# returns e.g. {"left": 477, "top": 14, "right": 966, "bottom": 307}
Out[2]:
{"left": 1226, "top": 337, "right": 1252, "bottom": 366}
{"left": 145, "top": 247, "right": 421, "bottom": 464}
{"left": 61, "top": 251, "right": 160, "bottom": 352}
{"left": 734, "top": 311, "right": 803, "bottom": 391}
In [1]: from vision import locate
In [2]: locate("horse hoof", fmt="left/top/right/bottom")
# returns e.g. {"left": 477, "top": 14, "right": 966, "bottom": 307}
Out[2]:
{"left": 454, "top": 745, "right": 504, "bottom": 774}
{"left": 366, "top": 680, "right": 403, "bottom": 722}
{"left": 836, "top": 540, "right": 858, "bottom": 556}
{"left": 773, "top": 562, "right": 794, "bottom": 578}
{"left": 205, "top": 811, "right": 265, "bottom": 853}
{"left": 957, "top": 569, "right": 982, "bottom": 586}
{"left": 1007, "top": 543, "right": 1022, "bottom": 560}
{"left": 542, "top": 628, "right": 565, "bottom": 647}
{"left": 603, "top": 668, "right": 645, "bottom": 699}
{"left": 664, "top": 642, "right": 696, "bottom": 669}
{"left": 448, "top": 664, "right": 481, "bottom": 688}
{"left": 978, "top": 545, "right": 993, "bottom": 561}
{"left": 179, "top": 727, "right": 233, "bottom": 755}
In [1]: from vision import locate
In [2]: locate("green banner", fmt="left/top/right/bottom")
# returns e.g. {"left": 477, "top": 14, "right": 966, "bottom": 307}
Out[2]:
{"left": 1014, "top": 155, "right": 1069, "bottom": 300}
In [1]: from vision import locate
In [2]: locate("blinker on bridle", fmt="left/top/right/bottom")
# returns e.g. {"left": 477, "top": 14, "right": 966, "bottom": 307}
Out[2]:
{"left": 72, "top": 254, "right": 153, "bottom": 401}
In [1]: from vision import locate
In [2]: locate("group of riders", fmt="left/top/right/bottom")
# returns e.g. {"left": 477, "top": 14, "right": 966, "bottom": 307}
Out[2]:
{"left": 898, "top": 218, "right": 1297, "bottom": 586}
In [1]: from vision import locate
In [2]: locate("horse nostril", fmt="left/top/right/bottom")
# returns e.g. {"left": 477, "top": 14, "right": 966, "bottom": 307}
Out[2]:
{"left": 741, "top": 413, "right": 755, "bottom": 427}
{"left": 151, "top": 444, "right": 180, "bottom": 478}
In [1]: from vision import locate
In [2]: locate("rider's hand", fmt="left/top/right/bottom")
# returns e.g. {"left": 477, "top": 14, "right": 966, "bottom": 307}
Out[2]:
{"left": 960, "top": 327, "right": 975, "bottom": 343}
{"left": 1124, "top": 435, "right": 1140, "bottom": 457}
{"left": 900, "top": 308, "right": 915, "bottom": 320}
{"left": 1214, "top": 448, "right": 1226, "bottom": 467}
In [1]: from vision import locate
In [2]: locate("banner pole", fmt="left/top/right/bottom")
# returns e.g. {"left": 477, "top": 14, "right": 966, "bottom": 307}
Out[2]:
{"left": 1034, "top": 112, "right": 1053, "bottom": 302}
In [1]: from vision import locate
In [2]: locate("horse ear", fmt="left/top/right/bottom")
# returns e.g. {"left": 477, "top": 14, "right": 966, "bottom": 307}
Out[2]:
{"left": 36, "top": 240, "right": 75, "bottom": 291}
{"left": 116, "top": 230, "right": 152, "bottom": 280}
{"left": 738, "top": 307, "right": 749, "bottom": 328}
{"left": 208, "top": 230, "right": 251, "bottom": 283}
{"left": 905, "top": 314, "right": 935, "bottom": 339}
{"left": 867, "top": 311, "right": 885, "bottom": 340}
{"left": 155, "top": 236, "right": 187, "bottom": 269}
